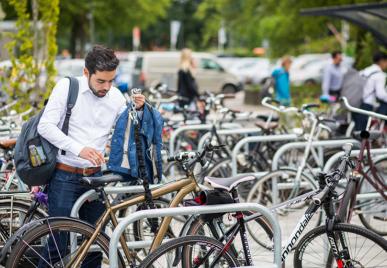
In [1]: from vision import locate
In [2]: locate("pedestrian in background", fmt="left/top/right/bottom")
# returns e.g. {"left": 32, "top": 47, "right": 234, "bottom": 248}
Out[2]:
{"left": 322, "top": 51, "right": 344, "bottom": 99}
{"left": 272, "top": 56, "right": 292, "bottom": 106}
{"left": 353, "top": 52, "right": 387, "bottom": 131}
{"left": 177, "top": 48, "right": 200, "bottom": 108}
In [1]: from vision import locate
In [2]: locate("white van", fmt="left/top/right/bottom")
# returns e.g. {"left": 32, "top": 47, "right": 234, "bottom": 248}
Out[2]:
{"left": 133, "top": 51, "right": 243, "bottom": 93}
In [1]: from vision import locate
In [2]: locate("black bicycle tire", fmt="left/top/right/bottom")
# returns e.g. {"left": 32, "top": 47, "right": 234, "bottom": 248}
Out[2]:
{"left": 358, "top": 156, "right": 387, "bottom": 236}
{"left": 293, "top": 223, "right": 387, "bottom": 268}
{"left": 139, "top": 235, "right": 239, "bottom": 268}
{"left": 5, "top": 218, "right": 125, "bottom": 268}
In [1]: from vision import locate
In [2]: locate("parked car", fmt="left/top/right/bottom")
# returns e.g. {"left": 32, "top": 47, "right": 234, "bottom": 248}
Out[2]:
{"left": 227, "top": 58, "right": 272, "bottom": 85}
{"left": 133, "top": 51, "right": 243, "bottom": 93}
{"left": 289, "top": 54, "right": 354, "bottom": 86}
{"left": 55, "top": 59, "right": 85, "bottom": 81}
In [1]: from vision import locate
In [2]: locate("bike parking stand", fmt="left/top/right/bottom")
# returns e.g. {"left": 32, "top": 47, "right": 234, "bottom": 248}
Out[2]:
{"left": 108, "top": 203, "right": 282, "bottom": 268}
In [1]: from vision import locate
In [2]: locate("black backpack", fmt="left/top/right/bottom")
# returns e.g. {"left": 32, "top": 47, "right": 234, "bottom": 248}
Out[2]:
{"left": 14, "top": 77, "right": 79, "bottom": 186}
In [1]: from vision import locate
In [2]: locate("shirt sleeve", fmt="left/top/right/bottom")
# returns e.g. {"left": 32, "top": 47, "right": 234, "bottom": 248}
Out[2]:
{"left": 37, "top": 78, "right": 84, "bottom": 156}
{"left": 321, "top": 66, "right": 331, "bottom": 96}
{"left": 374, "top": 73, "right": 387, "bottom": 103}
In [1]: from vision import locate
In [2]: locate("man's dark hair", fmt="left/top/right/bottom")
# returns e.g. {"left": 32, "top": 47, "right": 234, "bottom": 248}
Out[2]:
{"left": 331, "top": 51, "right": 342, "bottom": 58}
{"left": 85, "top": 45, "right": 119, "bottom": 75}
{"left": 373, "top": 51, "right": 387, "bottom": 63}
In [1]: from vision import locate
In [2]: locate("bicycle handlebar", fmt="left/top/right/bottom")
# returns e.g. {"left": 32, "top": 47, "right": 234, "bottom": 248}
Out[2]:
{"left": 261, "top": 97, "right": 298, "bottom": 113}
{"left": 302, "top": 103, "right": 320, "bottom": 111}
{"left": 168, "top": 144, "right": 225, "bottom": 168}
{"left": 341, "top": 96, "right": 387, "bottom": 121}
{"left": 0, "top": 100, "right": 18, "bottom": 113}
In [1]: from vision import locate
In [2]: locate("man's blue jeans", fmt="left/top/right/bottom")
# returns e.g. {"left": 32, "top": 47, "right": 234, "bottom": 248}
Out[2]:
{"left": 38, "top": 169, "right": 105, "bottom": 268}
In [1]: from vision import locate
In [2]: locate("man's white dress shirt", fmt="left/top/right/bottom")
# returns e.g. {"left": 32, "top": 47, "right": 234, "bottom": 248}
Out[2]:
{"left": 322, "top": 62, "right": 344, "bottom": 96}
{"left": 38, "top": 76, "right": 126, "bottom": 168}
{"left": 361, "top": 64, "right": 387, "bottom": 105}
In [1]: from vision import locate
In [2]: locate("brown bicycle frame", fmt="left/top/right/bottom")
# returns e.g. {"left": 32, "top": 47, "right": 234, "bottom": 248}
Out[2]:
{"left": 68, "top": 172, "right": 201, "bottom": 267}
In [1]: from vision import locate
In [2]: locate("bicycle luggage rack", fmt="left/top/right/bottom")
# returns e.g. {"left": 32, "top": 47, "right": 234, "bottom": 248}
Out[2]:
{"left": 108, "top": 203, "right": 282, "bottom": 268}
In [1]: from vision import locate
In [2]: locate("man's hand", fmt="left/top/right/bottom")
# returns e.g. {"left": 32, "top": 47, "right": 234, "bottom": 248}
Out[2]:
{"left": 133, "top": 94, "right": 145, "bottom": 109}
{"left": 79, "top": 147, "right": 105, "bottom": 166}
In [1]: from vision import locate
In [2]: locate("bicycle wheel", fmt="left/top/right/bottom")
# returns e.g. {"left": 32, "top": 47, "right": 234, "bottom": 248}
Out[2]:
{"left": 139, "top": 235, "right": 239, "bottom": 268}
{"left": 186, "top": 213, "right": 274, "bottom": 265}
{"left": 5, "top": 218, "right": 125, "bottom": 268}
{"left": 358, "top": 156, "right": 387, "bottom": 236}
{"left": 293, "top": 223, "right": 387, "bottom": 268}
{"left": 0, "top": 198, "right": 47, "bottom": 247}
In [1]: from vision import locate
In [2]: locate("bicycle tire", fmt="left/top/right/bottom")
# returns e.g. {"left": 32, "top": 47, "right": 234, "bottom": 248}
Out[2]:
{"left": 293, "top": 223, "right": 387, "bottom": 268}
{"left": 139, "top": 235, "right": 239, "bottom": 268}
{"left": 5, "top": 218, "right": 125, "bottom": 268}
{"left": 358, "top": 156, "right": 387, "bottom": 236}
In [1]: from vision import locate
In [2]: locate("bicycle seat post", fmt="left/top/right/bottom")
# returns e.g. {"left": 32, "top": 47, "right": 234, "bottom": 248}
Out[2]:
{"left": 94, "top": 186, "right": 112, "bottom": 210}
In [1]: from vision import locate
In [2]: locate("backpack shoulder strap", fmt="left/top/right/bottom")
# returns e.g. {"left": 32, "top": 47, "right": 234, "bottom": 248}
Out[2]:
{"left": 363, "top": 71, "right": 383, "bottom": 101}
{"left": 61, "top": 76, "right": 79, "bottom": 155}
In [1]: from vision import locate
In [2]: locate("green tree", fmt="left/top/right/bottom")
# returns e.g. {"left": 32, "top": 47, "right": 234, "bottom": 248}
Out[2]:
{"left": 57, "top": 0, "right": 172, "bottom": 56}
{"left": 196, "top": 0, "right": 383, "bottom": 58}
{"left": 3, "top": 0, "right": 59, "bottom": 109}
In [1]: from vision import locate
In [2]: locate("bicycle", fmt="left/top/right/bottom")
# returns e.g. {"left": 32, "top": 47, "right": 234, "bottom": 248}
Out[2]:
{"left": 336, "top": 97, "right": 387, "bottom": 235}
{"left": 4, "top": 144, "right": 272, "bottom": 268}
{"left": 140, "top": 143, "right": 387, "bottom": 267}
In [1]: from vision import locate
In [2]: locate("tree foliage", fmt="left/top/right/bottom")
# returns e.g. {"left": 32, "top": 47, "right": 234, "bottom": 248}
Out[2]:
{"left": 4, "top": 0, "right": 59, "bottom": 110}
{"left": 57, "top": 0, "right": 172, "bottom": 56}
{"left": 196, "top": 0, "right": 382, "bottom": 58}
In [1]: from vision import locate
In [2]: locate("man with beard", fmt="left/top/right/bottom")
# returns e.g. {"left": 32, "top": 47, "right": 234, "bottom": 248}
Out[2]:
{"left": 37, "top": 45, "right": 145, "bottom": 267}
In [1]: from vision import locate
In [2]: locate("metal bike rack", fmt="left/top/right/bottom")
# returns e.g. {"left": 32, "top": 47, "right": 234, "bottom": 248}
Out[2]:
{"left": 266, "top": 139, "right": 361, "bottom": 206}
{"left": 271, "top": 139, "right": 361, "bottom": 170}
{"left": 108, "top": 203, "right": 282, "bottom": 268}
{"left": 169, "top": 123, "right": 242, "bottom": 156}
{"left": 197, "top": 128, "right": 263, "bottom": 151}
{"left": 323, "top": 148, "right": 387, "bottom": 173}
{"left": 231, "top": 134, "right": 299, "bottom": 177}
{"left": 70, "top": 185, "right": 161, "bottom": 218}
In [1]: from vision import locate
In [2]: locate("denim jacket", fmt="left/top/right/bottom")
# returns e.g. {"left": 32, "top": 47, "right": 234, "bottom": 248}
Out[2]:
{"left": 107, "top": 103, "right": 164, "bottom": 183}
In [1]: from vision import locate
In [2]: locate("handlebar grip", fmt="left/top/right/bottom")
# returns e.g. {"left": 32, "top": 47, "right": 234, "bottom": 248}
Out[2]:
{"left": 302, "top": 103, "right": 320, "bottom": 110}
{"left": 313, "top": 186, "right": 330, "bottom": 205}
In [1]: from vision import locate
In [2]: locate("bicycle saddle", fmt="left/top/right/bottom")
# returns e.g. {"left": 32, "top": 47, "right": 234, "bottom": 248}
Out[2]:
{"left": 0, "top": 138, "right": 17, "bottom": 150}
{"left": 79, "top": 174, "right": 125, "bottom": 187}
{"left": 255, "top": 121, "right": 278, "bottom": 130}
{"left": 204, "top": 174, "right": 256, "bottom": 192}
{"left": 256, "top": 114, "right": 279, "bottom": 122}
{"left": 353, "top": 130, "right": 382, "bottom": 141}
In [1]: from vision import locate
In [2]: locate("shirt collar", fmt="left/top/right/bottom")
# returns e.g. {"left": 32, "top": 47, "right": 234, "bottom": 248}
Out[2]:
{"left": 79, "top": 76, "right": 90, "bottom": 94}
{"left": 371, "top": 64, "right": 382, "bottom": 72}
